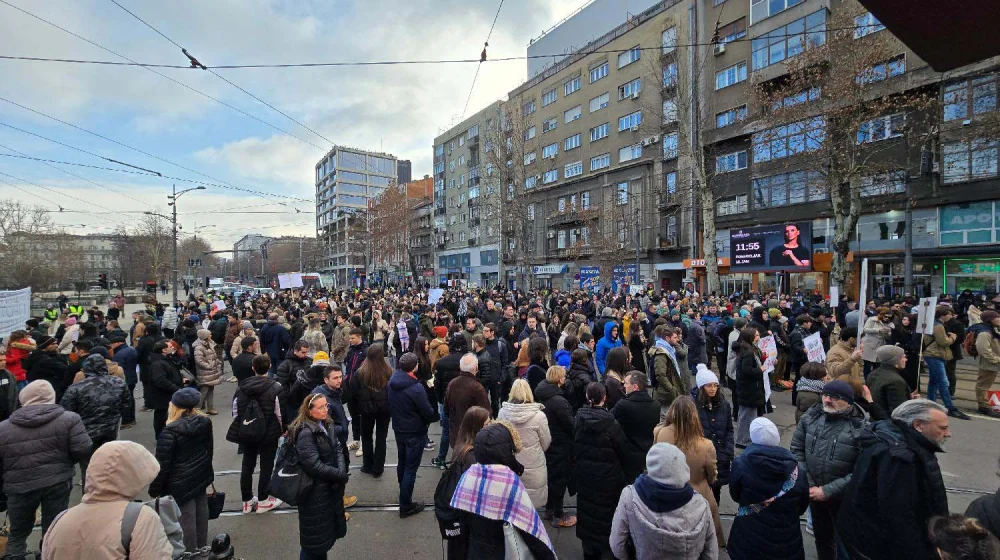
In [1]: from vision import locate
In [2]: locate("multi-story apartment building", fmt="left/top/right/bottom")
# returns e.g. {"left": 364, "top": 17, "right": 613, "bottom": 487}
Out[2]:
{"left": 693, "top": 0, "right": 1000, "bottom": 298}
{"left": 501, "top": 0, "right": 694, "bottom": 291}
{"left": 409, "top": 199, "right": 435, "bottom": 283}
{"left": 315, "top": 146, "right": 398, "bottom": 287}
{"left": 368, "top": 176, "right": 434, "bottom": 285}
{"left": 432, "top": 101, "right": 503, "bottom": 287}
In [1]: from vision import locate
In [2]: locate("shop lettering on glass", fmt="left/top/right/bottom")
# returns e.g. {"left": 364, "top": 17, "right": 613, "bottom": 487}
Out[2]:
{"left": 957, "top": 262, "right": 1000, "bottom": 274}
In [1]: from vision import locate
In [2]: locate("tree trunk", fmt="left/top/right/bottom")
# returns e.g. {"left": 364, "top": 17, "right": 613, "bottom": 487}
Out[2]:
{"left": 699, "top": 180, "right": 720, "bottom": 295}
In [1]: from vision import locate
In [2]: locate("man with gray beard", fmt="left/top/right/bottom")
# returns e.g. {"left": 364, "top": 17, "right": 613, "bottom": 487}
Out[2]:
{"left": 790, "top": 380, "right": 869, "bottom": 560}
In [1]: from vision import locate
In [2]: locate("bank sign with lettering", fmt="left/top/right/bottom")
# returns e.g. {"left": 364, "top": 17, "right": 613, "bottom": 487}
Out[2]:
{"left": 730, "top": 222, "right": 813, "bottom": 272}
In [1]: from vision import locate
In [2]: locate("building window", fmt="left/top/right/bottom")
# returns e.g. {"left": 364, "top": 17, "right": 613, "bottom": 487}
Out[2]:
{"left": 751, "top": 10, "right": 826, "bottom": 71}
{"left": 542, "top": 117, "right": 558, "bottom": 133}
{"left": 591, "top": 153, "right": 611, "bottom": 171}
{"left": 619, "top": 111, "right": 642, "bottom": 131}
{"left": 857, "top": 113, "right": 905, "bottom": 144}
{"left": 619, "top": 144, "right": 643, "bottom": 163}
{"left": 542, "top": 143, "right": 558, "bottom": 159}
{"left": 527, "top": 204, "right": 534, "bottom": 220}
{"left": 854, "top": 12, "right": 885, "bottom": 38}
{"left": 663, "top": 62, "right": 678, "bottom": 87}
{"left": 860, "top": 171, "right": 906, "bottom": 197}
{"left": 752, "top": 170, "right": 826, "bottom": 208}
{"left": 715, "top": 61, "right": 747, "bottom": 90}
{"left": 557, "top": 230, "right": 566, "bottom": 249}
{"left": 939, "top": 201, "right": 999, "bottom": 245}
{"left": 617, "top": 222, "right": 627, "bottom": 244}
{"left": 663, "top": 98, "right": 678, "bottom": 123}
{"left": 716, "top": 150, "right": 748, "bottom": 173}
{"left": 590, "top": 62, "right": 609, "bottom": 83}
{"left": 618, "top": 78, "right": 642, "bottom": 100}
{"left": 564, "top": 105, "right": 582, "bottom": 123}
{"left": 458, "top": 155, "right": 465, "bottom": 166}
{"left": 750, "top": 0, "right": 805, "bottom": 25}
{"left": 944, "top": 74, "right": 998, "bottom": 121}
{"left": 524, "top": 126, "right": 536, "bottom": 140}
{"left": 542, "top": 88, "right": 558, "bottom": 107}
{"left": 617, "top": 182, "right": 629, "bottom": 205}
{"left": 459, "top": 174, "right": 465, "bottom": 186}
{"left": 942, "top": 138, "right": 999, "bottom": 183}
{"left": 565, "top": 134, "right": 581, "bottom": 151}
{"left": 857, "top": 54, "right": 905, "bottom": 84}
{"left": 665, "top": 171, "right": 677, "bottom": 194}
{"left": 459, "top": 136, "right": 464, "bottom": 147}
{"left": 716, "top": 105, "right": 747, "bottom": 128}
{"left": 772, "top": 87, "right": 821, "bottom": 111}
{"left": 590, "top": 123, "right": 610, "bottom": 142}
{"left": 543, "top": 169, "right": 559, "bottom": 184}
{"left": 662, "top": 27, "right": 677, "bottom": 54}
{"left": 717, "top": 17, "right": 747, "bottom": 44}
{"left": 525, "top": 176, "right": 537, "bottom": 190}
{"left": 581, "top": 192, "right": 590, "bottom": 209}
{"left": 523, "top": 100, "right": 536, "bottom": 115}
{"left": 752, "top": 116, "right": 826, "bottom": 163}
{"left": 717, "top": 194, "right": 748, "bottom": 216}
{"left": 618, "top": 46, "right": 641, "bottom": 68}
{"left": 564, "top": 76, "right": 581, "bottom": 96}
{"left": 565, "top": 161, "right": 583, "bottom": 178}
{"left": 662, "top": 132, "right": 679, "bottom": 159}
{"left": 589, "top": 92, "right": 610, "bottom": 113}
{"left": 524, "top": 152, "right": 537, "bottom": 165}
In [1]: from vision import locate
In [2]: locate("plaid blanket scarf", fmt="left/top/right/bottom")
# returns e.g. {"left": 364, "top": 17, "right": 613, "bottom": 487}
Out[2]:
{"left": 450, "top": 463, "right": 553, "bottom": 552}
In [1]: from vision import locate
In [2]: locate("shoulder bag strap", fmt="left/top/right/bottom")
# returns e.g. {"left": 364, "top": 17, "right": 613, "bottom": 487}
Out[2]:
{"left": 120, "top": 501, "right": 143, "bottom": 559}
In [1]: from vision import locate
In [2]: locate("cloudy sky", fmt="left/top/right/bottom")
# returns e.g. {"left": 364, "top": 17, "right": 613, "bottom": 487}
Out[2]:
{"left": 0, "top": 0, "right": 592, "bottom": 248}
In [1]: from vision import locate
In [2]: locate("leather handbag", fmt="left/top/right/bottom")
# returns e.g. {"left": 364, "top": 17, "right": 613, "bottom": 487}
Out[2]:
{"left": 206, "top": 484, "right": 225, "bottom": 520}
{"left": 503, "top": 522, "right": 535, "bottom": 560}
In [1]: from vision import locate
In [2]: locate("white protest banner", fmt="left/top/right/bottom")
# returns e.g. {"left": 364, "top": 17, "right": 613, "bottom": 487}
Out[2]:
{"left": 915, "top": 297, "right": 938, "bottom": 336}
{"left": 829, "top": 286, "right": 839, "bottom": 308}
{"left": 289, "top": 273, "right": 304, "bottom": 288}
{"left": 804, "top": 332, "right": 826, "bottom": 363}
{"left": 857, "top": 258, "right": 869, "bottom": 334}
{"left": 0, "top": 288, "right": 31, "bottom": 338}
{"left": 278, "top": 274, "right": 291, "bottom": 290}
{"left": 427, "top": 288, "right": 444, "bottom": 306}
{"left": 758, "top": 335, "right": 777, "bottom": 402}
{"left": 212, "top": 300, "right": 227, "bottom": 312}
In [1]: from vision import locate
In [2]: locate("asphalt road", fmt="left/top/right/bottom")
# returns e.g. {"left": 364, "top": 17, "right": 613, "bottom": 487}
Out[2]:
{"left": 24, "top": 304, "right": 1000, "bottom": 559}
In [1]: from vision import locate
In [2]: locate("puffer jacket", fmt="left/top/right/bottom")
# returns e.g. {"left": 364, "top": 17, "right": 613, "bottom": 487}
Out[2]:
{"left": 610, "top": 482, "right": 717, "bottom": 560}
{"left": 277, "top": 354, "right": 312, "bottom": 398}
{"left": 922, "top": 323, "right": 956, "bottom": 361}
{"left": 41, "top": 441, "right": 174, "bottom": 559}
{"left": 649, "top": 344, "right": 684, "bottom": 407}
{"left": 60, "top": 355, "right": 130, "bottom": 440}
{"left": 565, "top": 360, "right": 593, "bottom": 412}
{"left": 192, "top": 338, "right": 222, "bottom": 387}
{"left": 148, "top": 413, "right": 214, "bottom": 506}
{"left": 498, "top": 401, "right": 551, "bottom": 508}
{"left": 790, "top": 402, "right": 869, "bottom": 499}
{"left": 233, "top": 375, "right": 283, "bottom": 441}
{"left": 295, "top": 419, "right": 348, "bottom": 555}
{"left": 612, "top": 390, "right": 661, "bottom": 483}
{"left": 573, "top": 406, "right": 626, "bottom": 551}
{"left": 428, "top": 338, "right": 449, "bottom": 369}
{"left": 0, "top": 403, "right": 91, "bottom": 494}
{"left": 7, "top": 340, "right": 34, "bottom": 382}
{"left": 533, "top": 380, "right": 573, "bottom": 494}
{"left": 348, "top": 372, "right": 391, "bottom": 418}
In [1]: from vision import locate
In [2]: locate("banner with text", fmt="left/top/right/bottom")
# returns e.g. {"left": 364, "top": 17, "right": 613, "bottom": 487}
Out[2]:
{"left": 0, "top": 288, "right": 31, "bottom": 339}
{"left": 580, "top": 266, "right": 601, "bottom": 292}
{"left": 804, "top": 332, "right": 826, "bottom": 363}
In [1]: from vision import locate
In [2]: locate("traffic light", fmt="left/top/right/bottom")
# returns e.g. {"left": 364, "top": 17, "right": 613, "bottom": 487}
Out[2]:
{"left": 99, "top": 273, "right": 107, "bottom": 289}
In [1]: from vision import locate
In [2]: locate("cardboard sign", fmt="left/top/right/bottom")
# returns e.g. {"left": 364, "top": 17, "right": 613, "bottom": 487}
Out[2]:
{"left": 829, "top": 286, "right": 839, "bottom": 308}
{"left": 804, "top": 332, "right": 826, "bottom": 363}
{"left": 915, "top": 297, "right": 938, "bottom": 336}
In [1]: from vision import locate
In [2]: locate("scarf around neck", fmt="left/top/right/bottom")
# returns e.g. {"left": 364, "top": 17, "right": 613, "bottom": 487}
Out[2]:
{"left": 633, "top": 474, "right": 695, "bottom": 513}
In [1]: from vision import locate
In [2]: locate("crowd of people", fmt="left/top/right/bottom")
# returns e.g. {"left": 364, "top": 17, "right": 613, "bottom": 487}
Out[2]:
{"left": 0, "top": 284, "right": 995, "bottom": 558}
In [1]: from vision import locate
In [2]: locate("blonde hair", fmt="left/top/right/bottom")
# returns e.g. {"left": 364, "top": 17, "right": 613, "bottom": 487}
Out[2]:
{"left": 166, "top": 402, "right": 206, "bottom": 425}
{"left": 546, "top": 365, "right": 566, "bottom": 384}
{"left": 508, "top": 378, "right": 534, "bottom": 404}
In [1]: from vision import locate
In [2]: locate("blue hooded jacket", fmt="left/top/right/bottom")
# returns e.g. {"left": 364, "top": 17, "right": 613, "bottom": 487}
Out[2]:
{"left": 554, "top": 348, "right": 571, "bottom": 368}
{"left": 594, "top": 321, "right": 622, "bottom": 375}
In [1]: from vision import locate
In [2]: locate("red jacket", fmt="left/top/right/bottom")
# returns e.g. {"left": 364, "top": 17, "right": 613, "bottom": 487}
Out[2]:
{"left": 7, "top": 341, "right": 35, "bottom": 382}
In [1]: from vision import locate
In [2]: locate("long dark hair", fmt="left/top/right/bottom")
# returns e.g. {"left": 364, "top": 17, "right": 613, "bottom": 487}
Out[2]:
{"left": 738, "top": 327, "right": 761, "bottom": 359}
{"left": 413, "top": 335, "right": 432, "bottom": 376}
{"left": 528, "top": 336, "right": 548, "bottom": 366}
{"left": 453, "top": 406, "right": 491, "bottom": 467}
{"left": 605, "top": 346, "right": 629, "bottom": 378}
{"left": 357, "top": 343, "right": 392, "bottom": 392}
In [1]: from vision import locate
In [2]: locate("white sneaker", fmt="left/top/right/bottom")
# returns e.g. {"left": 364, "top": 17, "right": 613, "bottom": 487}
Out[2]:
{"left": 355, "top": 447, "right": 364, "bottom": 457}
{"left": 242, "top": 497, "right": 257, "bottom": 515}
{"left": 256, "top": 496, "right": 283, "bottom": 514}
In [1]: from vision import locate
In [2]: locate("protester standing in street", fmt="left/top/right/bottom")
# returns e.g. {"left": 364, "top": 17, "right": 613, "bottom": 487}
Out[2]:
{"left": 349, "top": 343, "right": 393, "bottom": 477}
{"left": 388, "top": 353, "right": 437, "bottom": 518}
{"left": 230, "top": 354, "right": 284, "bottom": 515}
{"left": 923, "top": 307, "right": 970, "bottom": 420}
{"left": 192, "top": 329, "right": 222, "bottom": 414}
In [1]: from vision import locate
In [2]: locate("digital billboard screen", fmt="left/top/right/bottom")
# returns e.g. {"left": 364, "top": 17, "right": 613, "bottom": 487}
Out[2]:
{"left": 729, "top": 222, "right": 813, "bottom": 271}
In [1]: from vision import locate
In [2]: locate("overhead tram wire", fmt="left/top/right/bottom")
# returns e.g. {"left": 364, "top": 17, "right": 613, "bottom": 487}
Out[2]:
{"left": 461, "top": 0, "right": 505, "bottom": 120}
{"left": 0, "top": 175, "right": 62, "bottom": 209}
{"left": 0, "top": 170, "right": 126, "bottom": 220}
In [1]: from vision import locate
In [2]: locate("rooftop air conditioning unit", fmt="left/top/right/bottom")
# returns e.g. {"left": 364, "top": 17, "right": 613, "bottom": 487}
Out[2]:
{"left": 714, "top": 42, "right": 726, "bottom": 56}
{"left": 535, "top": 175, "right": 542, "bottom": 181}
{"left": 631, "top": 91, "right": 640, "bottom": 99}
{"left": 630, "top": 125, "right": 640, "bottom": 132}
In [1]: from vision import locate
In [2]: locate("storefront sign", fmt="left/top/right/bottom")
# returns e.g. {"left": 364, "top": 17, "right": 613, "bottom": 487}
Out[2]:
{"left": 580, "top": 266, "right": 601, "bottom": 291}
{"left": 532, "top": 264, "right": 568, "bottom": 275}
{"left": 683, "top": 258, "right": 730, "bottom": 268}
{"left": 955, "top": 262, "right": 1000, "bottom": 274}
{"left": 804, "top": 332, "right": 826, "bottom": 363}
{"left": 730, "top": 222, "right": 814, "bottom": 271}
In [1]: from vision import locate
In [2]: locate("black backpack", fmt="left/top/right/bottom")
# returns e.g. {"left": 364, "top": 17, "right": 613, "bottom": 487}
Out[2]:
{"left": 227, "top": 391, "right": 267, "bottom": 444}
{"left": 433, "top": 460, "right": 465, "bottom": 540}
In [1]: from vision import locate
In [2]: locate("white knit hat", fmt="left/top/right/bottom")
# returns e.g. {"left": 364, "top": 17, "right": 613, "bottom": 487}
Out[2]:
{"left": 695, "top": 364, "right": 718, "bottom": 388}
{"left": 750, "top": 417, "right": 781, "bottom": 446}
{"left": 645, "top": 443, "right": 690, "bottom": 487}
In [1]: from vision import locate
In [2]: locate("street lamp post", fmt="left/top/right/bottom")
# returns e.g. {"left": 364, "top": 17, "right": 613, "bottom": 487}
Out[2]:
{"left": 148, "top": 185, "right": 205, "bottom": 308}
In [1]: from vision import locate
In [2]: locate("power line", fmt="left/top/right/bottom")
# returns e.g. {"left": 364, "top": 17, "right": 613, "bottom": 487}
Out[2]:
{"left": 0, "top": 170, "right": 123, "bottom": 217}
{"left": 0, "top": 175, "right": 61, "bottom": 209}
{"left": 461, "top": 0, "right": 502, "bottom": 119}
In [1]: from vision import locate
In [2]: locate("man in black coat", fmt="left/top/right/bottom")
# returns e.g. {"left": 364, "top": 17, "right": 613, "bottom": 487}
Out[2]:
{"left": 431, "top": 335, "right": 467, "bottom": 467}
{"left": 24, "top": 336, "right": 69, "bottom": 402}
{"left": 611, "top": 372, "right": 660, "bottom": 482}
{"left": 231, "top": 337, "right": 259, "bottom": 383}
{"left": 533, "top": 368, "right": 576, "bottom": 527}
{"left": 837, "top": 399, "right": 951, "bottom": 560}
{"left": 146, "top": 341, "right": 185, "bottom": 439}
{"left": 387, "top": 353, "right": 437, "bottom": 518}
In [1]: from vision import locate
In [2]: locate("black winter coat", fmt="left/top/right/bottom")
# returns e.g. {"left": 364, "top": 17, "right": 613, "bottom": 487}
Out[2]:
{"left": 533, "top": 380, "right": 574, "bottom": 492}
{"left": 524, "top": 361, "right": 548, "bottom": 392}
{"left": 0, "top": 404, "right": 91, "bottom": 494}
{"left": 433, "top": 352, "right": 463, "bottom": 403}
{"left": 460, "top": 511, "right": 556, "bottom": 560}
{"left": 565, "top": 361, "right": 593, "bottom": 412}
{"left": 145, "top": 354, "right": 183, "bottom": 410}
{"left": 24, "top": 351, "right": 69, "bottom": 401}
{"left": 475, "top": 349, "right": 495, "bottom": 386}
{"left": 573, "top": 406, "right": 626, "bottom": 551}
{"left": 233, "top": 375, "right": 283, "bottom": 441}
{"left": 276, "top": 355, "right": 312, "bottom": 398}
{"left": 694, "top": 392, "right": 734, "bottom": 485}
{"left": 736, "top": 347, "right": 766, "bottom": 409}
{"left": 966, "top": 490, "right": 1000, "bottom": 544}
{"left": 60, "top": 369, "right": 130, "bottom": 440}
{"left": 728, "top": 443, "right": 809, "bottom": 560}
{"left": 348, "top": 374, "right": 390, "bottom": 418}
{"left": 149, "top": 414, "right": 214, "bottom": 506}
{"left": 611, "top": 391, "right": 660, "bottom": 483}
{"left": 295, "top": 420, "right": 348, "bottom": 555}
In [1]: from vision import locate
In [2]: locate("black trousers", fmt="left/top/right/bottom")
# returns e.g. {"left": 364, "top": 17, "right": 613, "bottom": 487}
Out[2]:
{"left": 153, "top": 408, "right": 168, "bottom": 440}
{"left": 347, "top": 402, "right": 362, "bottom": 440}
{"left": 811, "top": 498, "right": 841, "bottom": 560}
{"left": 361, "top": 413, "right": 390, "bottom": 475}
{"left": 545, "top": 476, "right": 567, "bottom": 518}
{"left": 121, "top": 382, "right": 137, "bottom": 425}
{"left": 241, "top": 439, "right": 278, "bottom": 502}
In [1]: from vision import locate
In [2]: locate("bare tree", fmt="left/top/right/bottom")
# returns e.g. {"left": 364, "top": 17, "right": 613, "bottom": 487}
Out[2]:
{"left": 0, "top": 199, "right": 55, "bottom": 289}
{"left": 135, "top": 214, "right": 172, "bottom": 285}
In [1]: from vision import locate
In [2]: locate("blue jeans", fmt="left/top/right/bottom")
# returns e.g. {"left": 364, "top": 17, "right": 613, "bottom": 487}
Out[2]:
{"left": 925, "top": 357, "right": 954, "bottom": 409}
{"left": 435, "top": 404, "right": 450, "bottom": 462}
{"left": 395, "top": 431, "right": 425, "bottom": 508}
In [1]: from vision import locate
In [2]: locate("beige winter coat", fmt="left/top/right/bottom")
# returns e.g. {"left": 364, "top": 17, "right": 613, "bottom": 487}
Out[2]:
{"left": 977, "top": 330, "right": 1000, "bottom": 373}
{"left": 923, "top": 323, "right": 956, "bottom": 361}
{"left": 58, "top": 325, "right": 80, "bottom": 355}
{"left": 497, "top": 401, "right": 551, "bottom": 508}
{"left": 231, "top": 332, "right": 261, "bottom": 358}
{"left": 193, "top": 337, "right": 222, "bottom": 386}
{"left": 653, "top": 424, "right": 726, "bottom": 549}
{"left": 72, "top": 360, "right": 125, "bottom": 384}
{"left": 42, "top": 441, "right": 173, "bottom": 559}
{"left": 300, "top": 328, "right": 329, "bottom": 358}
{"left": 826, "top": 341, "right": 862, "bottom": 383}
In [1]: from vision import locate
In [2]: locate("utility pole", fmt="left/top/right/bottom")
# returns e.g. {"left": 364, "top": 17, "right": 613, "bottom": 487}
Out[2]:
{"left": 171, "top": 184, "right": 178, "bottom": 307}
{"left": 299, "top": 236, "right": 303, "bottom": 272}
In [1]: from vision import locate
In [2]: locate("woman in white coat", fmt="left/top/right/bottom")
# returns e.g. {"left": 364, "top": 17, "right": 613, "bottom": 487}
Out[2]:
{"left": 498, "top": 379, "right": 552, "bottom": 508}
